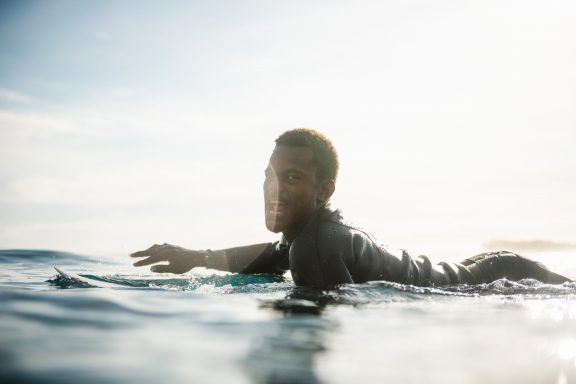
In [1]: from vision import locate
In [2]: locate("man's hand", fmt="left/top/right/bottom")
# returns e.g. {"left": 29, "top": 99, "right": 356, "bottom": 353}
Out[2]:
{"left": 130, "top": 243, "right": 206, "bottom": 274}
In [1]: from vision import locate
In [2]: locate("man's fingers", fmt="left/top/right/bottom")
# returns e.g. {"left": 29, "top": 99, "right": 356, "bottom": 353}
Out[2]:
{"left": 130, "top": 244, "right": 180, "bottom": 271}
{"left": 150, "top": 264, "right": 173, "bottom": 273}
{"left": 133, "top": 257, "right": 157, "bottom": 267}
{"left": 130, "top": 244, "right": 165, "bottom": 258}
{"left": 130, "top": 250, "right": 150, "bottom": 258}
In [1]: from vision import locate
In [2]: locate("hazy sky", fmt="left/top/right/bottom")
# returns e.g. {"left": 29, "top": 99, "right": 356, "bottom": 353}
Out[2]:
{"left": 1, "top": 0, "right": 575, "bottom": 259}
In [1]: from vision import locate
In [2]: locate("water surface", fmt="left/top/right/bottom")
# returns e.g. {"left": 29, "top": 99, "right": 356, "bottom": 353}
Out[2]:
{"left": 1, "top": 249, "right": 576, "bottom": 383}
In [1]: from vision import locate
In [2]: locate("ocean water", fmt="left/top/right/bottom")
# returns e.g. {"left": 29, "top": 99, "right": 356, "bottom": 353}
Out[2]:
{"left": 1, "top": 249, "right": 576, "bottom": 384}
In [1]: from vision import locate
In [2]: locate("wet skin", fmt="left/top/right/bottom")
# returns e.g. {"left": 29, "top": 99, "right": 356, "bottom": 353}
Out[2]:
{"left": 263, "top": 145, "right": 335, "bottom": 242}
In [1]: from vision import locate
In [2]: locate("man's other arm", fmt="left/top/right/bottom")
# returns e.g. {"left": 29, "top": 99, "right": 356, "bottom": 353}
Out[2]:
{"left": 131, "top": 242, "right": 285, "bottom": 274}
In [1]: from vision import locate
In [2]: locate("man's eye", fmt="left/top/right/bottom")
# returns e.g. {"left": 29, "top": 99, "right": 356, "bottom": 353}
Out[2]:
{"left": 286, "top": 174, "right": 300, "bottom": 182}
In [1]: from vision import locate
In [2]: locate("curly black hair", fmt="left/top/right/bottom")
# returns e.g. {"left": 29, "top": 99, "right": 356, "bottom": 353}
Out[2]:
{"left": 275, "top": 128, "right": 339, "bottom": 181}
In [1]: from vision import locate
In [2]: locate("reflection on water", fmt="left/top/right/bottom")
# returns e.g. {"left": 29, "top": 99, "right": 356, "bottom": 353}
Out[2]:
{"left": 527, "top": 300, "right": 576, "bottom": 322}
{"left": 244, "top": 316, "right": 333, "bottom": 384}
{"left": 245, "top": 289, "right": 337, "bottom": 384}
{"left": 557, "top": 338, "right": 576, "bottom": 361}
{"left": 556, "top": 338, "right": 576, "bottom": 384}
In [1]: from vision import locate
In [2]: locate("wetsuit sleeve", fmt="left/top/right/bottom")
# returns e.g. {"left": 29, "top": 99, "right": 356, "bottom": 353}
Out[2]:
{"left": 205, "top": 242, "right": 289, "bottom": 274}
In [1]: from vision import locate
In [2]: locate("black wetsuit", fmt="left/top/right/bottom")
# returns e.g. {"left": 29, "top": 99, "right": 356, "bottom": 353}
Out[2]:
{"left": 208, "top": 206, "right": 572, "bottom": 288}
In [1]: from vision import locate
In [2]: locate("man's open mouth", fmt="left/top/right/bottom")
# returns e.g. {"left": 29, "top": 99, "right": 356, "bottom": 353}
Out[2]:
{"left": 267, "top": 200, "right": 287, "bottom": 215}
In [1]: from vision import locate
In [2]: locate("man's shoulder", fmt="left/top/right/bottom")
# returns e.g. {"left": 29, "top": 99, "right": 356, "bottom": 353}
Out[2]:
{"left": 316, "top": 206, "right": 375, "bottom": 240}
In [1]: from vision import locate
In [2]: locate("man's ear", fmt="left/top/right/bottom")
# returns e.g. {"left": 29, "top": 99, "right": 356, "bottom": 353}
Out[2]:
{"left": 318, "top": 179, "right": 336, "bottom": 203}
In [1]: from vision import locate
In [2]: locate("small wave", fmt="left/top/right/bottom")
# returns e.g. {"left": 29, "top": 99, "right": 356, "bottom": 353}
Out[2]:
{"left": 47, "top": 271, "right": 289, "bottom": 292}
{"left": 0, "top": 249, "right": 113, "bottom": 266}
{"left": 149, "top": 273, "right": 287, "bottom": 291}
{"left": 48, "top": 274, "right": 94, "bottom": 289}
{"left": 339, "top": 278, "right": 576, "bottom": 302}
{"left": 444, "top": 278, "right": 576, "bottom": 298}
{"left": 0, "top": 288, "right": 172, "bottom": 328}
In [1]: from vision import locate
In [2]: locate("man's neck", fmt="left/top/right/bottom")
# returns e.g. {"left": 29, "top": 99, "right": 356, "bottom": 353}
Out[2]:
{"left": 281, "top": 204, "right": 330, "bottom": 243}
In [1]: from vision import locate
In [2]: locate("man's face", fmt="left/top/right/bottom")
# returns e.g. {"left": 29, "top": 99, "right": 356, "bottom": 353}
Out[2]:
{"left": 263, "top": 145, "right": 330, "bottom": 241}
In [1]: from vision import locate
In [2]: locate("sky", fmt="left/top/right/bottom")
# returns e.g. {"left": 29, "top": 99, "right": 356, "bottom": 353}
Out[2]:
{"left": 1, "top": 0, "right": 575, "bottom": 260}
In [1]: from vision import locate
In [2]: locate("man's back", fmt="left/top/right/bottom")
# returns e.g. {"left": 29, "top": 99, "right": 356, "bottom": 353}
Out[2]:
{"left": 288, "top": 206, "right": 572, "bottom": 287}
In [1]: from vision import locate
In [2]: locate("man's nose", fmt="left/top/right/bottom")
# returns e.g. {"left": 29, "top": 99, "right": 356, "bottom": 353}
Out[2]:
{"left": 264, "top": 176, "right": 283, "bottom": 197}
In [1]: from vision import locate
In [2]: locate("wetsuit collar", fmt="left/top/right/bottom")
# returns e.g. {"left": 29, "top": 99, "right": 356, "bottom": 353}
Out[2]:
{"left": 280, "top": 204, "right": 334, "bottom": 246}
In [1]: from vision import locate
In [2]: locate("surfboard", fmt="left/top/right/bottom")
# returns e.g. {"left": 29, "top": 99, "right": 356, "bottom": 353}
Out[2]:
{"left": 54, "top": 266, "right": 125, "bottom": 288}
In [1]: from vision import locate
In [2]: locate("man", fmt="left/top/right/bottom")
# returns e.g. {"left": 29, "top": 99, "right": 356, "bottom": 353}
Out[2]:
{"left": 131, "top": 128, "right": 572, "bottom": 287}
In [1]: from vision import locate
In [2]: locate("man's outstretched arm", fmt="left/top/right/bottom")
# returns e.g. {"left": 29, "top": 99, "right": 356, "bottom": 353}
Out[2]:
{"left": 131, "top": 242, "right": 285, "bottom": 274}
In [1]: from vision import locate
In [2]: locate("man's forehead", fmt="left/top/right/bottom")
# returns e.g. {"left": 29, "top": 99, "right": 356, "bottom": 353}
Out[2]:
{"left": 268, "top": 145, "right": 316, "bottom": 169}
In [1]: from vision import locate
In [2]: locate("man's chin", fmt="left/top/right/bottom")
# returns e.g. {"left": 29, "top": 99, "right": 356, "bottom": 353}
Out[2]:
{"left": 265, "top": 224, "right": 283, "bottom": 234}
{"left": 265, "top": 217, "right": 286, "bottom": 234}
